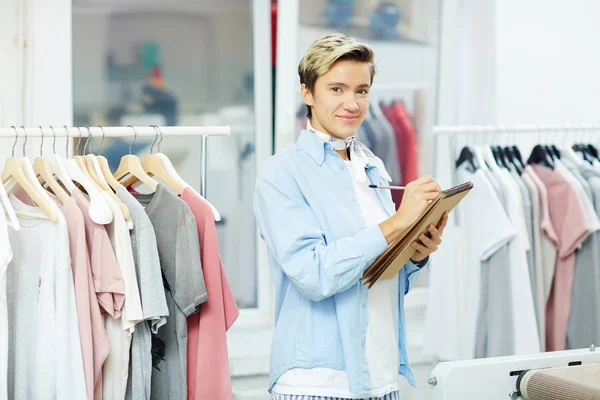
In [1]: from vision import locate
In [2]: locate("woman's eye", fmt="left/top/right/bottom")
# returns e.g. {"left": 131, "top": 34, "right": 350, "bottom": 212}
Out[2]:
{"left": 332, "top": 87, "right": 341, "bottom": 93}
{"left": 358, "top": 89, "right": 368, "bottom": 95}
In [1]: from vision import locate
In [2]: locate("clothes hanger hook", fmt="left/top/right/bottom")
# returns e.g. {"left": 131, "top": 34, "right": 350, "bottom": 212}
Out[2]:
{"left": 97, "top": 126, "right": 106, "bottom": 155}
{"left": 20, "top": 126, "right": 27, "bottom": 157}
{"left": 10, "top": 126, "right": 18, "bottom": 157}
{"left": 76, "top": 126, "right": 83, "bottom": 155}
{"left": 39, "top": 126, "right": 45, "bottom": 156}
{"left": 64, "top": 126, "right": 70, "bottom": 157}
{"left": 85, "top": 126, "right": 93, "bottom": 154}
{"left": 127, "top": 125, "right": 137, "bottom": 154}
{"left": 149, "top": 125, "right": 159, "bottom": 154}
{"left": 49, "top": 126, "right": 57, "bottom": 154}
{"left": 157, "top": 125, "right": 164, "bottom": 152}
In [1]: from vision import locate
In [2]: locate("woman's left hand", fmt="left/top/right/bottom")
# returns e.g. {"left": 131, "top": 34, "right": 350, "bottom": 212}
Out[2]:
{"left": 410, "top": 211, "right": 448, "bottom": 263}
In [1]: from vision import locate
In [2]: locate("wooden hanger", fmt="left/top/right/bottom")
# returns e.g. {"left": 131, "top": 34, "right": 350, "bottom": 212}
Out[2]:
{"left": 73, "top": 127, "right": 97, "bottom": 182}
{"left": 114, "top": 126, "right": 158, "bottom": 191}
{"left": 32, "top": 127, "right": 69, "bottom": 204}
{"left": 0, "top": 169, "right": 20, "bottom": 230}
{"left": 64, "top": 127, "right": 113, "bottom": 224}
{"left": 1, "top": 127, "right": 57, "bottom": 221}
{"left": 139, "top": 125, "right": 186, "bottom": 194}
{"left": 82, "top": 127, "right": 131, "bottom": 221}
{"left": 94, "top": 126, "right": 124, "bottom": 192}
{"left": 148, "top": 126, "right": 221, "bottom": 220}
{"left": 47, "top": 126, "right": 76, "bottom": 194}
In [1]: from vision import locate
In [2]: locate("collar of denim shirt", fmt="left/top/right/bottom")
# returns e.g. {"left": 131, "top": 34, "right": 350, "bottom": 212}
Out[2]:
{"left": 297, "top": 129, "right": 393, "bottom": 182}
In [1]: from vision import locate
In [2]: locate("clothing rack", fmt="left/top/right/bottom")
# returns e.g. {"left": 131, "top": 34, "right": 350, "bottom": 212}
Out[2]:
{"left": 431, "top": 123, "right": 600, "bottom": 179}
{"left": 0, "top": 125, "right": 231, "bottom": 198}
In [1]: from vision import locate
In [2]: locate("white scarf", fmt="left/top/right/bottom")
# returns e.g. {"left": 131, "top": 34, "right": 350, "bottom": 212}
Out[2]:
{"left": 306, "top": 120, "right": 376, "bottom": 182}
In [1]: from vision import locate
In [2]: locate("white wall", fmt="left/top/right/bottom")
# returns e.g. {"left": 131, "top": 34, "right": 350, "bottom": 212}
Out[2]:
{"left": 495, "top": 0, "right": 600, "bottom": 124}
{"left": 440, "top": 0, "right": 600, "bottom": 127}
{"left": 0, "top": 0, "right": 72, "bottom": 161}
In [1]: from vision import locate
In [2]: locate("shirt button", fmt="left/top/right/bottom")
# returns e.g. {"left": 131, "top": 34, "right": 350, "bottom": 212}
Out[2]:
{"left": 362, "top": 303, "right": 367, "bottom": 309}
{"left": 361, "top": 340, "right": 365, "bottom": 347}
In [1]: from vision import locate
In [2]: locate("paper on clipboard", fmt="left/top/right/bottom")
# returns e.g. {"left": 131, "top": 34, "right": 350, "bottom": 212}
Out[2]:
{"left": 361, "top": 181, "right": 474, "bottom": 287}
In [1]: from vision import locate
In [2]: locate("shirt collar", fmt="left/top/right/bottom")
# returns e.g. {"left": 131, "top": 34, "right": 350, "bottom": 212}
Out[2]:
{"left": 296, "top": 128, "right": 393, "bottom": 182}
{"left": 297, "top": 129, "right": 328, "bottom": 166}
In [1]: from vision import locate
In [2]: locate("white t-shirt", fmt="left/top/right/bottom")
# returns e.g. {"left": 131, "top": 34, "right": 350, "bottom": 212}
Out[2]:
{"left": 453, "top": 167, "right": 517, "bottom": 359}
{"left": 6, "top": 194, "right": 86, "bottom": 399}
{"left": 0, "top": 210, "right": 12, "bottom": 400}
{"left": 490, "top": 169, "right": 541, "bottom": 355}
{"left": 273, "top": 160, "right": 401, "bottom": 398}
{"left": 102, "top": 192, "right": 143, "bottom": 400}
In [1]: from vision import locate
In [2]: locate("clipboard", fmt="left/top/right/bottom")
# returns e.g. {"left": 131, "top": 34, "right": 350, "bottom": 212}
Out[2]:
{"left": 361, "top": 181, "right": 474, "bottom": 288}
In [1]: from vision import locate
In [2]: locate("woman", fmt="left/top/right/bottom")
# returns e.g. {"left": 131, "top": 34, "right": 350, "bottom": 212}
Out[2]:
{"left": 254, "top": 33, "right": 448, "bottom": 400}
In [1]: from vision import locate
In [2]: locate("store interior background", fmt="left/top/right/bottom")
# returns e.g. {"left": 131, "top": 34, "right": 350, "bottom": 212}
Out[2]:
{"left": 2, "top": 0, "right": 600, "bottom": 399}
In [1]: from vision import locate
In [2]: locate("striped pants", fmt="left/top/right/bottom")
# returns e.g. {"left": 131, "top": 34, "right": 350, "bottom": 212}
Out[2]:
{"left": 270, "top": 391, "right": 400, "bottom": 400}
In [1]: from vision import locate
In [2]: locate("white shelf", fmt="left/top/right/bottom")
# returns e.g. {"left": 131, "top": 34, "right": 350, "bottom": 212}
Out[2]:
{"left": 72, "top": 0, "right": 248, "bottom": 15}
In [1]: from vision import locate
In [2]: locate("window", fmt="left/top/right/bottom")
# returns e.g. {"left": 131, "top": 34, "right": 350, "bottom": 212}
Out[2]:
{"left": 72, "top": 0, "right": 271, "bottom": 311}
{"left": 71, "top": 0, "right": 275, "bottom": 376}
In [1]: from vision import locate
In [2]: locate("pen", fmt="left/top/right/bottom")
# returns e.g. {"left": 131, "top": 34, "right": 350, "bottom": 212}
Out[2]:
{"left": 368, "top": 184, "right": 406, "bottom": 190}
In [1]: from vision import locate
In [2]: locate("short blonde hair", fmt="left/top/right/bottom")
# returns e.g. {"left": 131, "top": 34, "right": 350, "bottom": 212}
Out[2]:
{"left": 298, "top": 34, "right": 376, "bottom": 118}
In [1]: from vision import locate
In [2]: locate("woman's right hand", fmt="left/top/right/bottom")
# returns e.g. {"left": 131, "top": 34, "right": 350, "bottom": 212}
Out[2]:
{"left": 393, "top": 176, "right": 441, "bottom": 229}
{"left": 379, "top": 176, "right": 441, "bottom": 244}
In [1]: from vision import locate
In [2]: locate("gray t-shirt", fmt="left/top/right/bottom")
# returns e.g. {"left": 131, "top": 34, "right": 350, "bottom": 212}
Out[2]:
{"left": 475, "top": 244, "right": 514, "bottom": 358}
{"left": 569, "top": 162, "right": 600, "bottom": 349}
{"left": 132, "top": 184, "right": 207, "bottom": 400}
{"left": 118, "top": 186, "right": 170, "bottom": 400}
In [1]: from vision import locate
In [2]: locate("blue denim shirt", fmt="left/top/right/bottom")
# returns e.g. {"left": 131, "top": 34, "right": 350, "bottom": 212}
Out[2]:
{"left": 253, "top": 130, "right": 424, "bottom": 395}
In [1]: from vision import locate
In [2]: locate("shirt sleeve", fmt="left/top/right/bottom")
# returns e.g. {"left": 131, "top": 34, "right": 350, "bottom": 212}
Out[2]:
{"left": 92, "top": 226, "right": 125, "bottom": 318}
{"left": 174, "top": 215, "right": 207, "bottom": 317}
{"left": 404, "top": 260, "right": 423, "bottom": 294}
{"left": 253, "top": 163, "right": 389, "bottom": 302}
{"left": 138, "top": 224, "right": 169, "bottom": 332}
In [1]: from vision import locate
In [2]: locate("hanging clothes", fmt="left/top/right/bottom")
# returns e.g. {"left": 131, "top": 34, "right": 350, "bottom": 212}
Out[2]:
{"left": 51, "top": 192, "right": 97, "bottom": 400}
{"left": 182, "top": 188, "right": 239, "bottom": 400}
{"left": 381, "top": 102, "right": 419, "bottom": 208}
{"left": 0, "top": 210, "right": 12, "bottom": 400}
{"left": 117, "top": 185, "right": 169, "bottom": 400}
{"left": 102, "top": 192, "right": 144, "bottom": 400}
{"left": 6, "top": 194, "right": 87, "bottom": 399}
{"left": 564, "top": 160, "right": 600, "bottom": 349}
{"left": 532, "top": 164, "right": 592, "bottom": 351}
{"left": 72, "top": 187, "right": 125, "bottom": 400}
{"left": 455, "top": 165, "right": 516, "bottom": 359}
{"left": 132, "top": 184, "right": 207, "bottom": 400}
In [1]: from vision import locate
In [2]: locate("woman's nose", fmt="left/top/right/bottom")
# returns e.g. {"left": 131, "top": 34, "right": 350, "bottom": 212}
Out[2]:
{"left": 343, "top": 96, "right": 360, "bottom": 112}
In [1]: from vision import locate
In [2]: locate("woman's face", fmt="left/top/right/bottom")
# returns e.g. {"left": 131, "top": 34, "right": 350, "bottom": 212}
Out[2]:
{"left": 301, "top": 59, "right": 371, "bottom": 140}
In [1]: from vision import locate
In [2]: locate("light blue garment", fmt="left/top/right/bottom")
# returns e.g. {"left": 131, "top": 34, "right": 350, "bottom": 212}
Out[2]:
{"left": 254, "top": 129, "right": 423, "bottom": 396}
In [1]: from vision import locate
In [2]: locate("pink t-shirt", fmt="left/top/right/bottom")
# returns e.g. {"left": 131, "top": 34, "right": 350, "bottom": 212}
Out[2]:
{"left": 181, "top": 189, "right": 239, "bottom": 400}
{"left": 531, "top": 165, "right": 591, "bottom": 351}
{"left": 72, "top": 188, "right": 125, "bottom": 399}
{"left": 56, "top": 197, "right": 96, "bottom": 400}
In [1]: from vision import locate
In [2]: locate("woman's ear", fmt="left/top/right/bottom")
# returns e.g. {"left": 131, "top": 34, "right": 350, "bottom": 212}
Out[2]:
{"left": 301, "top": 83, "right": 314, "bottom": 107}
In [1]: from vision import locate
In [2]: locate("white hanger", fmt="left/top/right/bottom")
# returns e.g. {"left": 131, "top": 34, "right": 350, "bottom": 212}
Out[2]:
{"left": 153, "top": 126, "right": 221, "bottom": 221}
{"left": 47, "top": 126, "right": 76, "bottom": 193}
{"left": 65, "top": 127, "right": 113, "bottom": 224}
